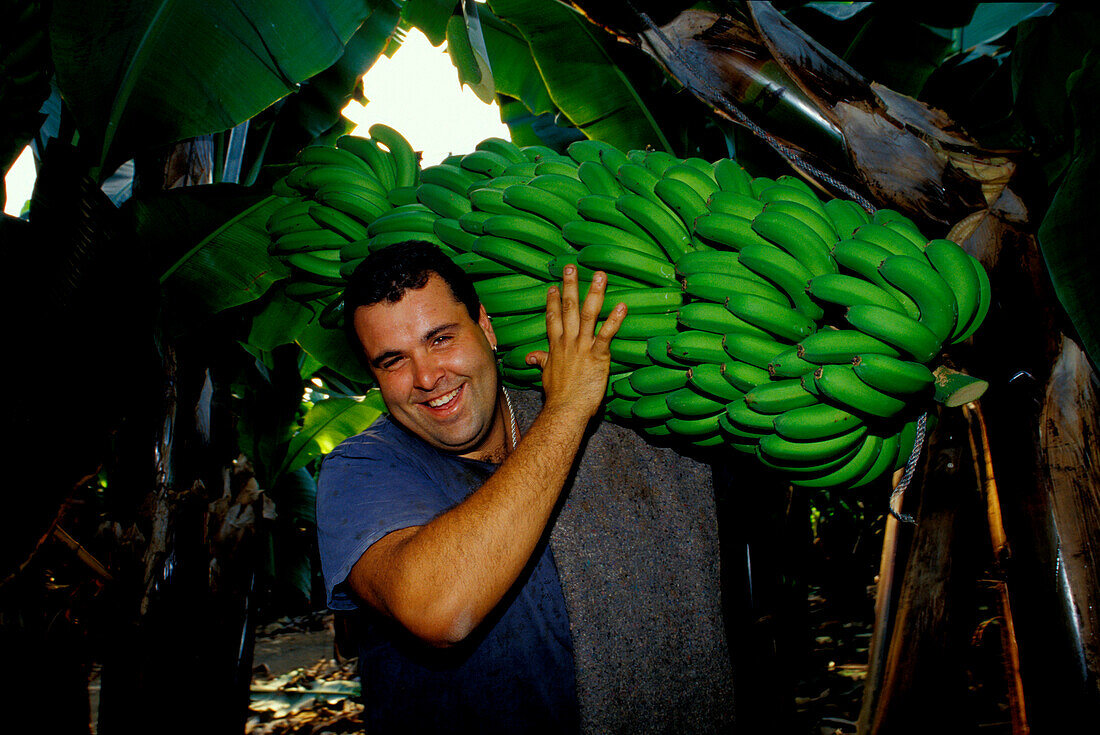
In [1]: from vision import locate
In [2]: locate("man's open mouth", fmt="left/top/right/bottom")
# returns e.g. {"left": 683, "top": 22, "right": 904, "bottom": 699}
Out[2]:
{"left": 426, "top": 385, "right": 462, "bottom": 408}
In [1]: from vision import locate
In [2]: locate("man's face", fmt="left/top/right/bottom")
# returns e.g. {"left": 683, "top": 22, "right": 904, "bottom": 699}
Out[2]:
{"left": 353, "top": 274, "right": 505, "bottom": 461}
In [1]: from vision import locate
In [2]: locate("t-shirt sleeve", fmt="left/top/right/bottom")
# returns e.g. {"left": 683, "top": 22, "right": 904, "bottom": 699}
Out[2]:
{"left": 315, "top": 431, "right": 451, "bottom": 611}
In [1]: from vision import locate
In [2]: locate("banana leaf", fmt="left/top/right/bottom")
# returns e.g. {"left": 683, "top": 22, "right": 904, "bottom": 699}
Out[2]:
{"left": 249, "top": 0, "right": 404, "bottom": 172}
{"left": 50, "top": 0, "right": 372, "bottom": 179}
{"left": 487, "top": 0, "right": 671, "bottom": 153}
{"left": 297, "top": 318, "right": 375, "bottom": 385}
{"left": 282, "top": 394, "right": 386, "bottom": 474}
{"left": 1037, "top": 51, "right": 1100, "bottom": 372}
{"left": 129, "top": 185, "right": 290, "bottom": 321}
{"left": 402, "top": 0, "right": 459, "bottom": 46}
{"left": 246, "top": 286, "right": 321, "bottom": 352}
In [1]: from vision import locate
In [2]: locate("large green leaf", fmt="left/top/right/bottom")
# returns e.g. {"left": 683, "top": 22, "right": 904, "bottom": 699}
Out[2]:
{"left": 282, "top": 394, "right": 386, "bottom": 474}
{"left": 487, "top": 0, "right": 670, "bottom": 152}
{"left": 50, "top": 0, "right": 372, "bottom": 178}
{"left": 402, "top": 0, "right": 458, "bottom": 46}
{"left": 1037, "top": 51, "right": 1100, "bottom": 373}
{"left": 136, "top": 187, "right": 290, "bottom": 318}
{"left": 251, "top": 0, "right": 404, "bottom": 170}
{"left": 246, "top": 287, "right": 321, "bottom": 351}
{"left": 297, "top": 318, "right": 375, "bottom": 385}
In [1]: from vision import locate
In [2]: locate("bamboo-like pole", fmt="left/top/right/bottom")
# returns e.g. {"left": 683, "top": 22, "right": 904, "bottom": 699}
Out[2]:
{"left": 964, "top": 403, "right": 1029, "bottom": 735}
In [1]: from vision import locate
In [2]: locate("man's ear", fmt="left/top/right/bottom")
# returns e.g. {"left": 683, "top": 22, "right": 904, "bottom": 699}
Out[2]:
{"left": 477, "top": 304, "right": 497, "bottom": 351}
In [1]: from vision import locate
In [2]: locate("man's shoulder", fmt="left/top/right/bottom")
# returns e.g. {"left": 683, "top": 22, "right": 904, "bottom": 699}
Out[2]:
{"left": 324, "top": 414, "right": 424, "bottom": 463}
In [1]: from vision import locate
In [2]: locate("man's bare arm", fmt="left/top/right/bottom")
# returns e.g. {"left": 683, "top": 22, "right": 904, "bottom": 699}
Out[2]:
{"left": 346, "top": 267, "right": 626, "bottom": 646}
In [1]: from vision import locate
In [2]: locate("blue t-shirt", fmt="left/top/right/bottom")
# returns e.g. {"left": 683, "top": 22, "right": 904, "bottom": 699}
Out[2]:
{"left": 316, "top": 415, "right": 579, "bottom": 734}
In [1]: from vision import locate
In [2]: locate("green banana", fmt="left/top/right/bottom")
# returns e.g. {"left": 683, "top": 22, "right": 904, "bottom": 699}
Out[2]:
{"left": 630, "top": 365, "right": 689, "bottom": 395}
{"left": 951, "top": 254, "right": 991, "bottom": 343}
{"left": 336, "top": 135, "right": 396, "bottom": 189}
{"left": 767, "top": 347, "right": 817, "bottom": 378}
{"left": 530, "top": 173, "right": 589, "bottom": 205}
{"left": 605, "top": 396, "right": 638, "bottom": 422}
{"left": 477, "top": 281, "right": 551, "bottom": 315}
{"left": 476, "top": 136, "right": 527, "bottom": 164}
{"left": 666, "top": 414, "right": 723, "bottom": 438}
{"left": 632, "top": 394, "right": 675, "bottom": 422}
{"left": 790, "top": 434, "right": 884, "bottom": 488}
{"left": 713, "top": 158, "right": 753, "bottom": 195}
{"left": 832, "top": 238, "right": 920, "bottom": 318}
{"left": 561, "top": 220, "right": 666, "bottom": 260}
{"left": 758, "top": 182, "right": 829, "bottom": 221}
{"left": 744, "top": 379, "right": 818, "bottom": 414}
{"left": 609, "top": 338, "right": 655, "bottom": 366}
{"left": 271, "top": 229, "right": 349, "bottom": 255}
{"left": 576, "top": 194, "right": 652, "bottom": 241}
{"left": 664, "top": 163, "right": 719, "bottom": 200}
{"left": 653, "top": 177, "right": 710, "bottom": 232}
{"left": 758, "top": 424, "right": 869, "bottom": 463}
{"left": 434, "top": 218, "right": 480, "bottom": 252}
{"left": 772, "top": 402, "right": 863, "bottom": 441}
{"left": 577, "top": 245, "right": 678, "bottom": 287}
{"left": 878, "top": 254, "right": 958, "bottom": 343}
{"left": 707, "top": 191, "right": 765, "bottom": 220}
{"left": 472, "top": 235, "right": 556, "bottom": 279}
{"left": 737, "top": 243, "right": 825, "bottom": 321}
{"left": 725, "top": 398, "right": 777, "bottom": 432}
{"left": 852, "top": 223, "right": 926, "bottom": 262}
{"left": 369, "top": 124, "right": 419, "bottom": 187}
{"left": 844, "top": 294, "right": 941, "bottom": 365}
{"left": 493, "top": 312, "right": 547, "bottom": 348}
{"left": 567, "top": 139, "right": 622, "bottom": 166}
{"left": 310, "top": 204, "right": 374, "bottom": 241}
{"left": 616, "top": 163, "right": 663, "bottom": 203}
{"left": 482, "top": 214, "right": 575, "bottom": 256}
{"left": 721, "top": 361, "right": 772, "bottom": 392}
{"left": 577, "top": 160, "right": 624, "bottom": 197}
{"left": 366, "top": 207, "right": 438, "bottom": 237}
{"left": 469, "top": 187, "right": 524, "bottom": 217}
{"left": 546, "top": 255, "right": 647, "bottom": 289}
{"left": 417, "top": 183, "right": 472, "bottom": 219}
{"left": 850, "top": 430, "right": 901, "bottom": 488}
{"left": 598, "top": 287, "right": 683, "bottom": 317}
{"left": 615, "top": 194, "right": 693, "bottom": 261}
{"left": 722, "top": 332, "right": 788, "bottom": 369}
{"left": 642, "top": 150, "right": 679, "bottom": 176}
{"left": 611, "top": 374, "right": 644, "bottom": 400}
{"left": 851, "top": 353, "right": 934, "bottom": 395}
{"left": 297, "top": 145, "right": 374, "bottom": 175}
{"left": 892, "top": 420, "right": 920, "bottom": 472}
{"left": 823, "top": 199, "right": 869, "bottom": 239}
{"left": 503, "top": 161, "right": 539, "bottom": 178}
{"left": 924, "top": 238, "right": 980, "bottom": 342}
{"left": 420, "top": 163, "right": 482, "bottom": 194}
{"left": 608, "top": 313, "right": 679, "bottom": 340}
{"left": 682, "top": 273, "right": 789, "bottom": 308}
{"left": 285, "top": 252, "right": 345, "bottom": 283}
{"left": 725, "top": 292, "right": 817, "bottom": 342}
{"left": 796, "top": 329, "right": 901, "bottom": 363}
{"left": 459, "top": 211, "right": 494, "bottom": 235}
{"left": 813, "top": 365, "right": 907, "bottom": 418}
{"left": 762, "top": 199, "right": 838, "bottom": 245}
{"left": 806, "top": 273, "right": 907, "bottom": 313}
{"left": 750, "top": 209, "right": 836, "bottom": 277}
{"left": 503, "top": 184, "right": 582, "bottom": 229}
{"left": 669, "top": 331, "right": 729, "bottom": 364}
{"left": 688, "top": 364, "right": 746, "bottom": 402}
{"left": 694, "top": 213, "right": 773, "bottom": 251}
{"left": 460, "top": 149, "right": 512, "bottom": 178}
{"left": 666, "top": 387, "right": 727, "bottom": 418}
{"left": 455, "top": 251, "right": 516, "bottom": 279}
{"left": 677, "top": 301, "right": 772, "bottom": 339}
{"left": 475, "top": 273, "right": 546, "bottom": 295}
{"left": 883, "top": 219, "right": 928, "bottom": 252}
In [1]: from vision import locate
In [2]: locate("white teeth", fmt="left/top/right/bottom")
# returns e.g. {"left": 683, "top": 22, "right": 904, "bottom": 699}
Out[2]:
{"left": 427, "top": 387, "right": 460, "bottom": 408}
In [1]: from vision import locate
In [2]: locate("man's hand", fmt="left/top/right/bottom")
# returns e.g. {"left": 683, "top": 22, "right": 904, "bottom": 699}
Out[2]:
{"left": 525, "top": 266, "right": 627, "bottom": 420}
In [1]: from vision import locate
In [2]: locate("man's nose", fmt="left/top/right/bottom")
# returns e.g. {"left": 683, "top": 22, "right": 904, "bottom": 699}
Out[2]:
{"left": 411, "top": 352, "right": 446, "bottom": 391}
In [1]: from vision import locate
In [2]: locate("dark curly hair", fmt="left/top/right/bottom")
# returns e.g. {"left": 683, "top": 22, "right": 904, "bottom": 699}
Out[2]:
{"left": 342, "top": 241, "right": 481, "bottom": 359}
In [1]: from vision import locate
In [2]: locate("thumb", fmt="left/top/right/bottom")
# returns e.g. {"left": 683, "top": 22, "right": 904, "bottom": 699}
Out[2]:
{"left": 525, "top": 349, "right": 549, "bottom": 370}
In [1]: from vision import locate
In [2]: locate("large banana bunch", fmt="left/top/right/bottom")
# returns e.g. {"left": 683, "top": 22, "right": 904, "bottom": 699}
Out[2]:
{"left": 266, "top": 134, "right": 991, "bottom": 491}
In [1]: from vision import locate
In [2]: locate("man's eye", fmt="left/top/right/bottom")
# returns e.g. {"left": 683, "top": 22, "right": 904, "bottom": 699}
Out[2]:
{"left": 433, "top": 334, "right": 453, "bottom": 345}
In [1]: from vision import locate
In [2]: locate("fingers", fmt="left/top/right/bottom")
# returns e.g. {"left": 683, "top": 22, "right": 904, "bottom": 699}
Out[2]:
{"left": 559, "top": 264, "right": 581, "bottom": 337}
{"left": 545, "top": 285, "right": 563, "bottom": 344}
{"left": 578, "top": 271, "right": 606, "bottom": 336}
{"left": 525, "top": 349, "right": 548, "bottom": 369}
{"left": 595, "top": 301, "right": 627, "bottom": 347}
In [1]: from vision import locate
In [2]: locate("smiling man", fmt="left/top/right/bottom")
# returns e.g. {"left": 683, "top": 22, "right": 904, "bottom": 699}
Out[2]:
{"left": 317, "top": 241, "right": 736, "bottom": 734}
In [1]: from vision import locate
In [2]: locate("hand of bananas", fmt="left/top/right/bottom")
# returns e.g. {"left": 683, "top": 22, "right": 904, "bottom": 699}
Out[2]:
{"left": 265, "top": 131, "right": 991, "bottom": 491}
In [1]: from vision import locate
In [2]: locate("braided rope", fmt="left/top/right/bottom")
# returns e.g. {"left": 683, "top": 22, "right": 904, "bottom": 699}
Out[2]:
{"left": 888, "top": 412, "right": 926, "bottom": 524}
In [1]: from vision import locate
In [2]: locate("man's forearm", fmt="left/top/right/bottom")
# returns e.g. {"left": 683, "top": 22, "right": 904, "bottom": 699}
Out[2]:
{"left": 369, "top": 402, "right": 590, "bottom": 644}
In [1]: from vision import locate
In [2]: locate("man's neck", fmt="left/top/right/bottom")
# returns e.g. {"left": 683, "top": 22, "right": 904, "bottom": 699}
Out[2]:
{"left": 459, "top": 388, "right": 514, "bottom": 465}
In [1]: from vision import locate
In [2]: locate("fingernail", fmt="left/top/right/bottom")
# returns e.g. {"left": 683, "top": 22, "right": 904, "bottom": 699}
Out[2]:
{"left": 564, "top": 265, "right": 575, "bottom": 275}
{"left": 527, "top": 355, "right": 536, "bottom": 364}
{"left": 593, "top": 272, "right": 605, "bottom": 285}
